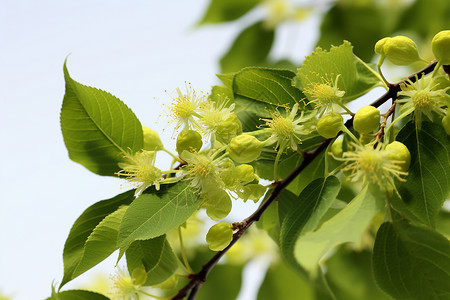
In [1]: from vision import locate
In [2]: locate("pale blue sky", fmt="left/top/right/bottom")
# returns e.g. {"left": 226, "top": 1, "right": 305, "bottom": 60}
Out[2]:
{"left": 0, "top": 1, "right": 320, "bottom": 299}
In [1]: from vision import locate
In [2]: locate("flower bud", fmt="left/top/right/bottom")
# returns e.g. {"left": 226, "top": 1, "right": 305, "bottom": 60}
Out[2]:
{"left": 206, "top": 222, "right": 233, "bottom": 251}
{"left": 202, "top": 188, "right": 232, "bottom": 221}
{"left": 234, "top": 164, "right": 255, "bottom": 184}
{"left": 131, "top": 266, "right": 147, "bottom": 286}
{"left": 353, "top": 106, "right": 380, "bottom": 134}
{"left": 215, "top": 113, "right": 243, "bottom": 144}
{"left": 384, "top": 36, "right": 421, "bottom": 66}
{"left": 142, "top": 126, "right": 163, "bottom": 151}
{"left": 228, "top": 135, "right": 264, "bottom": 163}
{"left": 385, "top": 141, "right": 411, "bottom": 172}
{"left": 317, "top": 113, "right": 343, "bottom": 138}
{"left": 375, "top": 37, "right": 390, "bottom": 56}
{"left": 432, "top": 30, "right": 450, "bottom": 65}
{"left": 442, "top": 114, "right": 450, "bottom": 135}
{"left": 331, "top": 138, "right": 343, "bottom": 158}
{"left": 176, "top": 130, "right": 202, "bottom": 155}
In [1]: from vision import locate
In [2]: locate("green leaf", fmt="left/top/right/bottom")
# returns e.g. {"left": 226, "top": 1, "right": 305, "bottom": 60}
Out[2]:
{"left": 294, "top": 185, "right": 383, "bottom": 277}
{"left": 117, "top": 181, "right": 200, "bottom": 249}
{"left": 373, "top": 220, "right": 450, "bottom": 300}
{"left": 233, "top": 67, "right": 305, "bottom": 109}
{"left": 297, "top": 41, "right": 380, "bottom": 103}
{"left": 61, "top": 60, "right": 143, "bottom": 176}
{"left": 280, "top": 176, "right": 341, "bottom": 273}
{"left": 48, "top": 289, "right": 110, "bottom": 300}
{"left": 325, "top": 246, "right": 390, "bottom": 300}
{"left": 198, "top": 0, "right": 261, "bottom": 24}
{"left": 394, "top": 121, "right": 450, "bottom": 227}
{"left": 61, "top": 190, "right": 135, "bottom": 287}
{"left": 68, "top": 206, "right": 127, "bottom": 284}
{"left": 220, "top": 22, "right": 274, "bottom": 73}
{"left": 316, "top": 1, "right": 389, "bottom": 61}
{"left": 126, "top": 235, "right": 178, "bottom": 286}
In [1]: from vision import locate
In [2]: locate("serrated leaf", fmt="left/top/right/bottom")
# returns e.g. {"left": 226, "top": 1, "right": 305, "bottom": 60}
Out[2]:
{"left": 69, "top": 206, "right": 127, "bottom": 284}
{"left": 61, "top": 60, "right": 143, "bottom": 176}
{"left": 48, "top": 289, "right": 110, "bottom": 300}
{"left": 195, "top": 264, "right": 243, "bottom": 300}
{"left": 294, "top": 185, "right": 382, "bottom": 277}
{"left": 117, "top": 181, "right": 199, "bottom": 249}
{"left": 126, "top": 235, "right": 178, "bottom": 286}
{"left": 233, "top": 67, "right": 305, "bottom": 109}
{"left": 297, "top": 41, "right": 380, "bottom": 103}
{"left": 61, "top": 190, "right": 135, "bottom": 287}
{"left": 373, "top": 220, "right": 450, "bottom": 300}
{"left": 394, "top": 121, "right": 450, "bottom": 227}
{"left": 198, "top": 0, "right": 261, "bottom": 24}
{"left": 280, "top": 176, "right": 341, "bottom": 273}
{"left": 220, "top": 22, "right": 274, "bottom": 73}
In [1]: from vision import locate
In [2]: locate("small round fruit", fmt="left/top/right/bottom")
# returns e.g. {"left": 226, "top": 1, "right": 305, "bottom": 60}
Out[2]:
{"left": 317, "top": 113, "right": 343, "bottom": 138}
{"left": 228, "top": 135, "right": 264, "bottom": 163}
{"left": 353, "top": 106, "right": 380, "bottom": 134}
{"left": 442, "top": 114, "right": 450, "bottom": 135}
{"left": 432, "top": 30, "right": 450, "bottom": 65}
{"left": 142, "top": 126, "right": 163, "bottom": 151}
{"left": 384, "top": 36, "right": 421, "bottom": 66}
{"left": 176, "top": 130, "right": 203, "bottom": 155}
{"left": 385, "top": 141, "right": 411, "bottom": 172}
{"left": 206, "top": 222, "right": 233, "bottom": 251}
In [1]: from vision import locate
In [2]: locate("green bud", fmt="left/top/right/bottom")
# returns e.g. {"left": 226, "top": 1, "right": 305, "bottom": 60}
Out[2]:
{"left": 353, "top": 106, "right": 380, "bottom": 134}
{"left": 442, "top": 114, "right": 450, "bottom": 135}
{"left": 131, "top": 265, "right": 147, "bottom": 286}
{"left": 384, "top": 36, "right": 421, "bottom": 66}
{"left": 215, "top": 113, "right": 243, "bottom": 144}
{"left": 330, "top": 139, "right": 343, "bottom": 158}
{"left": 176, "top": 130, "right": 203, "bottom": 155}
{"left": 317, "top": 113, "right": 343, "bottom": 138}
{"left": 206, "top": 222, "right": 233, "bottom": 251}
{"left": 432, "top": 30, "right": 450, "bottom": 65}
{"left": 385, "top": 141, "right": 411, "bottom": 172}
{"left": 142, "top": 126, "right": 163, "bottom": 151}
{"left": 228, "top": 135, "right": 264, "bottom": 163}
{"left": 234, "top": 164, "right": 255, "bottom": 184}
{"left": 375, "top": 37, "right": 390, "bottom": 56}
{"left": 202, "top": 188, "right": 232, "bottom": 220}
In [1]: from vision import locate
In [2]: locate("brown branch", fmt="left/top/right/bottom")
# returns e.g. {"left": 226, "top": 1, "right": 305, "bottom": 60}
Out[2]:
{"left": 171, "top": 61, "right": 438, "bottom": 300}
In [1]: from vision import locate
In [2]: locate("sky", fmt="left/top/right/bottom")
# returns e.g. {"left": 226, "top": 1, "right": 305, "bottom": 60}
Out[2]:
{"left": 0, "top": 1, "right": 322, "bottom": 299}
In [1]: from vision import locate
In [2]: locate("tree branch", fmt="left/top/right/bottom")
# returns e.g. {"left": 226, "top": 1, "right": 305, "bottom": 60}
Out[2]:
{"left": 171, "top": 61, "right": 438, "bottom": 300}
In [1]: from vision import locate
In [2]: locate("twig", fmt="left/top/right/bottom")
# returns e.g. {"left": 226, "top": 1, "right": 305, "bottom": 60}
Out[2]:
{"left": 171, "top": 61, "right": 438, "bottom": 300}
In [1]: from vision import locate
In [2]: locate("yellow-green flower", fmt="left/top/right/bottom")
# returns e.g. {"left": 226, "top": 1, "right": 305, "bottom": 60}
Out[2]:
{"left": 397, "top": 75, "right": 449, "bottom": 125}
{"left": 169, "top": 83, "right": 205, "bottom": 131}
{"left": 336, "top": 142, "right": 408, "bottom": 190}
{"left": 303, "top": 74, "right": 346, "bottom": 116}
{"left": 263, "top": 103, "right": 314, "bottom": 152}
{"left": 116, "top": 150, "right": 163, "bottom": 197}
